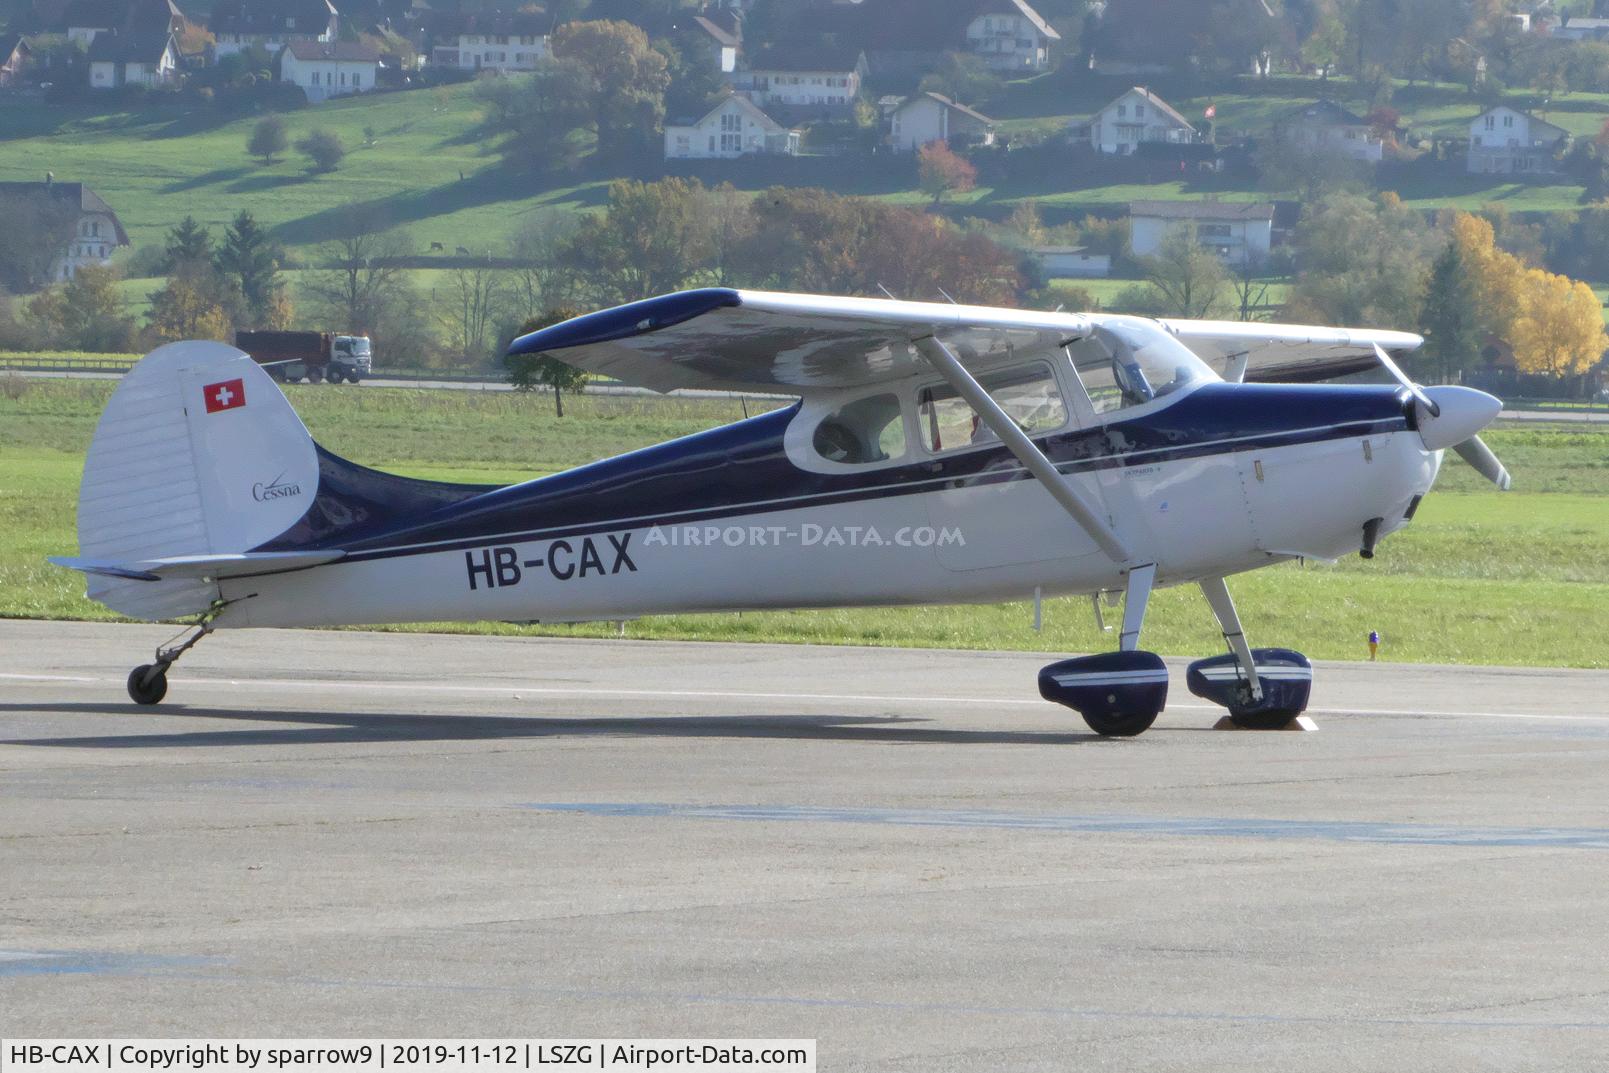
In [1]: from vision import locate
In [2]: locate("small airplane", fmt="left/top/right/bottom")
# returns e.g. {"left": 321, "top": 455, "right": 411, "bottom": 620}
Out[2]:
{"left": 51, "top": 289, "right": 1510, "bottom": 735}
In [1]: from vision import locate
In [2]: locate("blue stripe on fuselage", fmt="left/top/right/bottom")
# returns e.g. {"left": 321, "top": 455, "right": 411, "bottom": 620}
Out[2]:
{"left": 257, "top": 383, "right": 1411, "bottom": 564}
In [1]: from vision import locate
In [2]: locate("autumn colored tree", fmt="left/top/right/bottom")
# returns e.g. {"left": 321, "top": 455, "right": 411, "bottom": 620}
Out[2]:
{"left": 27, "top": 266, "right": 137, "bottom": 352}
{"left": 917, "top": 141, "right": 977, "bottom": 205}
{"left": 1510, "top": 269, "right": 1606, "bottom": 378}
{"left": 144, "top": 276, "right": 234, "bottom": 345}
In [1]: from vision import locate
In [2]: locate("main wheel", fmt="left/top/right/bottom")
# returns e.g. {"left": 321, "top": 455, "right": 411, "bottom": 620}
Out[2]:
{"left": 327, "top": 368, "right": 344, "bottom": 384}
{"left": 127, "top": 665, "right": 168, "bottom": 706}
{"left": 308, "top": 366, "right": 326, "bottom": 384}
{"left": 1081, "top": 709, "right": 1158, "bottom": 737}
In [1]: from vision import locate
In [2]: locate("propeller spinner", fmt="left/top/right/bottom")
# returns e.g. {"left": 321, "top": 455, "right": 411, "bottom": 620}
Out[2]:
{"left": 1371, "top": 344, "right": 1511, "bottom": 491}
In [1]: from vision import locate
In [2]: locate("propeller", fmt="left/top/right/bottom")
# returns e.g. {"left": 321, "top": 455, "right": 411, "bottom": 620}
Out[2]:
{"left": 1453, "top": 436, "right": 1513, "bottom": 492}
{"left": 1370, "top": 344, "right": 1511, "bottom": 491}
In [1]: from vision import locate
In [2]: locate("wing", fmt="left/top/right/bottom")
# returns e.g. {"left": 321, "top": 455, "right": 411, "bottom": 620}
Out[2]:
{"left": 1157, "top": 318, "right": 1423, "bottom": 383}
{"left": 508, "top": 288, "right": 1089, "bottom": 393}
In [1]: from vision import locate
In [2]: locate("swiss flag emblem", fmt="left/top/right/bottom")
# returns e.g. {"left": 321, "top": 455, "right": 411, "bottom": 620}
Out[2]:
{"left": 203, "top": 378, "right": 246, "bottom": 414}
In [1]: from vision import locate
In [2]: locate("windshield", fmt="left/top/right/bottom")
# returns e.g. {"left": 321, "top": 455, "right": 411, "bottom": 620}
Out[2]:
{"left": 1070, "top": 320, "right": 1218, "bottom": 415}
{"left": 336, "top": 337, "right": 371, "bottom": 356}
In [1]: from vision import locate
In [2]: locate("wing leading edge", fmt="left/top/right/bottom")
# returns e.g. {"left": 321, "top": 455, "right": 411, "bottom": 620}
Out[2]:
{"left": 508, "top": 288, "right": 1090, "bottom": 393}
{"left": 508, "top": 289, "right": 1425, "bottom": 393}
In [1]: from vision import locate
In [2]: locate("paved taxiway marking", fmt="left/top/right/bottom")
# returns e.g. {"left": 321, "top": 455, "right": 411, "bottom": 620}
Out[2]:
{"left": 3, "top": 671, "right": 1606, "bottom": 724}
{"left": 522, "top": 803, "right": 1609, "bottom": 849}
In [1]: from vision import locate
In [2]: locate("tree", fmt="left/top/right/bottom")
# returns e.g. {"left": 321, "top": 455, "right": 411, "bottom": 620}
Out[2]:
{"left": 658, "top": 31, "right": 726, "bottom": 120}
{"left": 1417, "top": 239, "right": 1482, "bottom": 382}
{"left": 163, "top": 216, "right": 212, "bottom": 274}
{"left": 1229, "top": 252, "right": 1273, "bottom": 323}
{"left": 296, "top": 129, "right": 346, "bottom": 172}
{"left": 0, "top": 192, "right": 78, "bottom": 294}
{"left": 917, "top": 52, "right": 1001, "bottom": 106}
{"left": 507, "top": 309, "right": 588, "bottom": 417}
{"left": 303, "top": 222, "right": 415, "bottom": 335}
{"left": 435, "top": 265, "right": 510, "bottom": 363}
{"left": 550, "top": 20, "right": 670, "bottom": 160}
{"left": 563, "top": 178, "right": 715, "bottom": 303}
{"left": 1510, "top": 269, "right": 1607, "bottom": 379}
{"left": 27, "top": 266, "right": 136, "bottom": 352}
{"left": 477, "top": 60, "right": 592, "bottom": 171}
{"left": 144, "top": 275, "right": 234, "bottom": 345}
{"left": 1137, "top": 225, "right": 1227, "bottom": 318}
{"left": 1287, "top": 193, "right": 1434, "bottom": 327}
{"left": 248, "top": 116, "right": 288, "bottom": 164}
{"left": 510, "top": 212, "right": 584, "bottom": 320}
{"left": 215, "top": 210, "right": 287, "bottom": 329}
{"left": 917, "top": 140, "right": 977, "bottom": 205}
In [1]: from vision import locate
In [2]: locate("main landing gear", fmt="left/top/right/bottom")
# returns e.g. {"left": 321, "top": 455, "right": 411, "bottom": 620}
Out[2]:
{"left": 125, "top": 600, "right": 229, "bottom": 706}
{"left": 1038, "top": 570, "right": 1313, "bottom": 736}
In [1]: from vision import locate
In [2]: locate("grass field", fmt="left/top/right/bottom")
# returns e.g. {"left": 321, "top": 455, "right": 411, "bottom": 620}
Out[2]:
{"left": 4, "top": 378, "right": 1606, "bottom": 668}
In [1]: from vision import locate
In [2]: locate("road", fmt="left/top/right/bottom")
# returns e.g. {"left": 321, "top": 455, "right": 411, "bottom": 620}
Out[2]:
{"left": 3, "top": 621, "right": 1608, "bottom": 1068}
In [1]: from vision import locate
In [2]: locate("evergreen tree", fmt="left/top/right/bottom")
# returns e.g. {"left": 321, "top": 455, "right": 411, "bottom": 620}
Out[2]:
{"left": 215, "top": 211, "right": 285, "bottom": 329}
{"left": 1418, "top": 239, "right": 1482, "bottom": 383}
{"left": 163, "top": 216, "right": 212, "bottom": 275}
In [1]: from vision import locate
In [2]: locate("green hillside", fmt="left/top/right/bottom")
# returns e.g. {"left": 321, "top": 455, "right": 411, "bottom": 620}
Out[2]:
{"left": 0, "top": 86, "right": 616, "bottom": 259}
{"left": 5, "top": 73, "right": 1607, "bottom": 266}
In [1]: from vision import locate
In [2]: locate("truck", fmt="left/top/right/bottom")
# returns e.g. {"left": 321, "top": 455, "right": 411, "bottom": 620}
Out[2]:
{"left": 234, "top": 330, "right": 373, "bottom": 384}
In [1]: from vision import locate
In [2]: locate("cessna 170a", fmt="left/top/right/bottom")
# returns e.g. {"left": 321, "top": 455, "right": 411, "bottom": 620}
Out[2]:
{"left": 51, "top": 289, "right": 1510, "bottom": 735}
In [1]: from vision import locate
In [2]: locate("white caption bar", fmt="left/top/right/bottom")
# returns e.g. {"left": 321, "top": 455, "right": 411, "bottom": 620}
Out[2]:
{"left": 1, "top": 1041, "right": 815, "bottom": 1073}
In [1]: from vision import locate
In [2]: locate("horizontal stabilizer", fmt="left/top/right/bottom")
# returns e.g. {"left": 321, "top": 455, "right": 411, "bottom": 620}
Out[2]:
{"left": 49, "top": 550, "right": 344, "bottom": 583}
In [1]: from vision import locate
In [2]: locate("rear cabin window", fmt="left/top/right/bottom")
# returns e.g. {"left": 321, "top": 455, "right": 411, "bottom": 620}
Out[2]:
{"left": 917, "top": 364, "right": 1067, "bottom": 453}
{"left": 812, "top": 393, "right": 907, "bottom": 465}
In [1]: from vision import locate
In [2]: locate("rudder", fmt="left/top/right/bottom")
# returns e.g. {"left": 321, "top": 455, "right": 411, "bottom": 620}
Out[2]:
{"left": 72, "top": 341, "right": 320, "bottom": 620}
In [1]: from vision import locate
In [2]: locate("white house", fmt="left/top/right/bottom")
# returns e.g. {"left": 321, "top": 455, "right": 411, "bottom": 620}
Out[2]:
{"left": 664, "top": 94, "right": 799, "bottom": 159}
{"left": 428, "top": 13, "right": 548, "bottom": 73}
{"left": 1129, "top": 200, "right": 1273, "bottom": 264}
{"left": 734, "top": 46, "right": 865, "bottom": 113}
{"left": 87, "top": 30, "right": 178, "bottom": 88}
{"left": 211, "top": 0, "right": 338, "bottom": 60}
{"left": 1467, "top": 106, "right": 1567, "bottom": 174}
{"left": 1087, "top": 87, "right": 1196, "bottom": 155}
{"left": 1032, "top": 245, "right": 1111, "bottom": 279}
{"left": 693, "top": 13, "right": 740, "bottom": 74}
{"left": 1276, "top": 100, "right": 1383, "bottom": 163}
{"left": 280, "top": 39, "right": 377, "bottom": 103}
{"left": 888, "top": 91, "right": 995, "bottom": 151}
{"left": 0, "top": 179, "right": 129, "bottom": 280}
{"left": 964, "top": 0, "right": 1059, "bottom": 72}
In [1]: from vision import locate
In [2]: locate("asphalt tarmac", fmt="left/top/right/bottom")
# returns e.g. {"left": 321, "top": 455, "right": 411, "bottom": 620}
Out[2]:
{"left": 3, "top": 620, "right": 1608, "bottom": 1070}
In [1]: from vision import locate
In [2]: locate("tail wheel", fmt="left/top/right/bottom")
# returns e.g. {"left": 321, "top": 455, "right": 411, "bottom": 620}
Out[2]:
{"left": 127, "top": 665, "right": 168, "bottom": 706}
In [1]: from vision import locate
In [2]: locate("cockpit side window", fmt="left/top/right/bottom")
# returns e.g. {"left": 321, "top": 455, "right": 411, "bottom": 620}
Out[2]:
{"left": 917, "top": 362, "right": 1068, "bottom": 453}
{"left": 1068, "top": 322, "right": 1217, "bottom": 416}
{"left": 812, "top": 393, "right": 907, "bottom": 465}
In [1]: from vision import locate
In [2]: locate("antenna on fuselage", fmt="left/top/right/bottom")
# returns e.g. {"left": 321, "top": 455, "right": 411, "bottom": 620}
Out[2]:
{"left": 937, "top": 287, "right": 958, "bottom": 304}
{"left": 876, "top": 284, "right": 898, "bottom": 300}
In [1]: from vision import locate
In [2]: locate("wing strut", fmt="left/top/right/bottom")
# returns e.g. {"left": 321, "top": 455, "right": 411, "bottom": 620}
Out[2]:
{"left": 914, "top": 335, "right": 1134, "bottom": 565}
